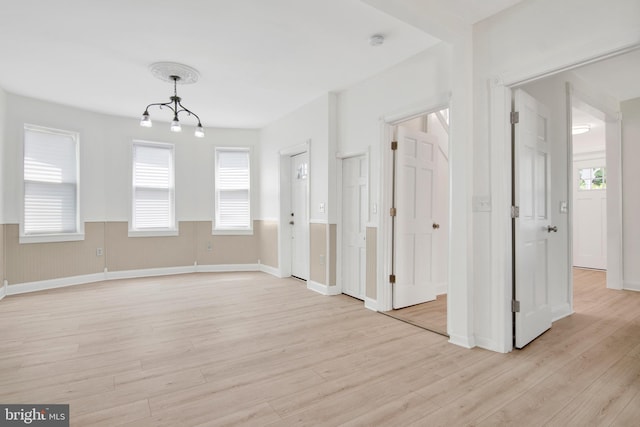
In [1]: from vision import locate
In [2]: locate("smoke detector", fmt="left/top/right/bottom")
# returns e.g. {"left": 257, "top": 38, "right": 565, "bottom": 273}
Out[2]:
{"left": 369, "top": 34, "right": 385, "bottom": 47}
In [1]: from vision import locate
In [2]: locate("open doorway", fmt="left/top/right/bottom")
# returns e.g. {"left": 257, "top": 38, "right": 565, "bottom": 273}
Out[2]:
{"left": 571, "top": 104, "right": 607, "bottom": 271}
{"left": 510, "top": 49, "right": 632, "bottom": 348}
{"left": 383, "top": 108, "right": 450, "bottom": 336}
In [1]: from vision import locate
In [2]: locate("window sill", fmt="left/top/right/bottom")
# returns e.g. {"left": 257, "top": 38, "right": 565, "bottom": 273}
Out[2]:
{"left": 128, "top": 229, "right": 179, "bottom": 238}
{"left": 19, "top": 232, "right": 85, "bottom": 244}
{"left": 212, "top": 228, "right": 254, "bottom": 236}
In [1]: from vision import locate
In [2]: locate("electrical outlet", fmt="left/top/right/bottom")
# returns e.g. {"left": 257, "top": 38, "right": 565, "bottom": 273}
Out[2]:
{"left": 319, "top": 203, "right": 325, "bottom": 214}
{"left": 96, "top": 248, "right": 103, "bottom": 256}
{"left": 207, "top": 242, "right": 212, "bottom": 251}
{"left": 320, "top": 254, "right": 325, "bottom": 265}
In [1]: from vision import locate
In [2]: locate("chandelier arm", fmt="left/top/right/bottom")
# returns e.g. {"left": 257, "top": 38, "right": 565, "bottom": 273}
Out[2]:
{"left": 175, "top": 100, "right": 202, "bottom": 124}
{"left": 144, "top": 101, "right": 177, "bottom": 115}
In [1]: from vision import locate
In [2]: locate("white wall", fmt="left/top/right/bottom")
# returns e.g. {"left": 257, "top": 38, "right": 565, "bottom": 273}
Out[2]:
{"left": 337, "top": 43, "right": 452, "bottom": 227}
{"left": 473, "top": 0, "right": 640, "bottom": 351}
{"left": 259, "top": 94, "right": 332, "bottom": 222}
{"left": 0, "top": 88, "right": 6, "bottom": 224}
{"left": 2, "top": 92, "right": 260, "bottom": 224}
{"left": 622, "top": 97, "right": 640, "bottom": 290}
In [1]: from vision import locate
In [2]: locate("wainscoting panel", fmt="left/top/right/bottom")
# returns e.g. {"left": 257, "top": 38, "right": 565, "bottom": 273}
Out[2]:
{"left": 366, "top": 226, "right": 377, "bottom": 300}
{"left": 196, "top": 221, "right": 259, "bottom": 265}
{"left": 256, "top": 220, "right": 278, "bottom": 269}
{"left": 5, "top": 222, "right": 106, "bottom": 285}
{"left": 310, "top": 223, "right": 327, "bottom": 285}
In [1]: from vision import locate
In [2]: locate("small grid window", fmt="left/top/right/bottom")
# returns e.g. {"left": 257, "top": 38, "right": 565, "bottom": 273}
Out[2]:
{"left": 578, "top": 167, "right": 606, "bottom": 190}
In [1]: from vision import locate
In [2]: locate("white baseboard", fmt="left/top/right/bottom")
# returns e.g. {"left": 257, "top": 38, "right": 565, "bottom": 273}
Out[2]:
{"left": 106, "top": 266, "right": 194, "bottom": 280}
{"left": 364, "top": 297, "right": 378, "bottom": 311}
{"left": 6, "top": 272, "right": 107, "bottom": 296}
{"left": 307, "top": 280, "right": 341, "bottom": 296}
{"left": 0, "top": 280, "right": 7, "bottom": 300}
{"left": 3, "top": 264, "right": 266, "bottom": 297}
{"left": 435, "top": 281, "right": 448, "bottom": 296}
{"left": 552, "top": 303, "right": 573, "bottom": 322}
{"left": 624, "top": 281, "right": 640, "bottom": 292}
{"left": 474, "top": 336, "right": 503, "bottom": 353}
{"left": 195, "top": 264, "right": 259, "bottom": 273}
{"left": 448, "top": 333, "right": 476, "bottom": 349}
{"left": 258, "top": 264, "right": 281, "bottom": 277}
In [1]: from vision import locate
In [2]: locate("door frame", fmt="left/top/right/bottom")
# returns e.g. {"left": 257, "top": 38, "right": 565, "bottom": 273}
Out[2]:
{"left": 336, "top": 149, "right": 370, "bottom": 301}
{"left": 278, "top": 140, "right": 311, "bottom": 280}
{"left": 490, "top": 45, "right": 635, "bottom": 352}
{"left": 379, "top": 96, "right": 451, "bottom": 317}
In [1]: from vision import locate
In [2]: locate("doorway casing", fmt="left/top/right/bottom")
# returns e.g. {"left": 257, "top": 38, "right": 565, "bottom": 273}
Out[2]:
{"left": 278, "top": 140, "right": 311, "bottom": 280}
{"left": 489, "top": 45, "right": 636, "bottom": 352}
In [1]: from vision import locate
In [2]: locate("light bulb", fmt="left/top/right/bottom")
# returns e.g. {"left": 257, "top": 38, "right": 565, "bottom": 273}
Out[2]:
{"left": 195, "top": 123, "right": 205, "bottom": 138}
{"left": 170, "top": 118, "right": 181, "bottom": 132}
{"left": 140, "top": 112, "right": 152, "bottom": 127}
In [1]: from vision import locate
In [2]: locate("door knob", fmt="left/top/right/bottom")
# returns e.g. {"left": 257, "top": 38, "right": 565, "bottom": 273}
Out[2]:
{"left": 547, "top": 225, "right": 558, "bottom": 233}
{"left": 432, "top": 223, "right": 440, "bottom": 230}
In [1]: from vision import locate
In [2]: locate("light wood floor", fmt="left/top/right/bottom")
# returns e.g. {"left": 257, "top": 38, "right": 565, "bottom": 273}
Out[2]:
{"left": 384, "top": 294, "right": 447, "bottom": 336}
{"left": 1, "top": 269, "right": 639, "bottom": 426}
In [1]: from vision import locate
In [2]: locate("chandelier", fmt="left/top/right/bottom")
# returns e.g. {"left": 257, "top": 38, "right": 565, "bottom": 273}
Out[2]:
{"left": 140, "top": 62, "right": 204, "bottom": 138}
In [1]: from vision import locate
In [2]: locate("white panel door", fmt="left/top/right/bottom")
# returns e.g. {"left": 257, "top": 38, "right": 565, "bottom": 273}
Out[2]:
{"left": 514, "top": 89, "right": 554, "bottom": 348}
{"left": 573, "top": 160, "right": 607, "bottom": 270}
{"left": 342, "top": 156, "right": 368, "bottom": 299}
{"left": 291, "top": 152, "right": 309, "bottom": 280}
{"left": 393, "top": 126, "right": 438, "bottom": 309}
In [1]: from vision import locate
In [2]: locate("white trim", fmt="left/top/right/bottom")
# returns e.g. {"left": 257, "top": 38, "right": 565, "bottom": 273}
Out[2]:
{"left": 624, "top": 281, "right": 640, "bottom": 292}
{"left": 0, "top": 280, "right": 7, "bottom": 300}
{"left": 307, "top": 280, "right": 341, "bottom": 296}
{"left": 257, "top": 217, "right": 279, "bottom": 222}
{"left": 7, "top": 273, "right": 107, "bottom": 296}
{"left": 448, "top": 333, "right": 475, "bottom": 349}
{"left": 435, "top": 281, "right": 448, "bottom": 296}
{"left": 336, "top": 150, "right": 368, "bottom": 159}
{"left": 19, "top": 232, "right": 85, "bottom": 244}
{"left": 127, "top": 229, "right": 179, "bottom": 238}
{"left": 364, "top": 297, "right": 378, "bottom": 311}
{"left": 2, "top": 264, "right": 268, "bottom": 297}
{"left": 259, "top": 264, "right": 282, "bottom": 277}
{"left": 552, "top": 303, "right": 574, "bottom": 322}
{"left": 106, "top": 266, "right": 194, "bottom": 280}
{"left": 195, "top": 264, "right": 259, "bottom": 273}
{"left": 382, "top": 93, "right": 451, "bottom": 124}
{"left": 309, "top": 219, "right": 328, "bottom": 224}
{"left": 474, "top": 337, "right": 497, "bottom": 351}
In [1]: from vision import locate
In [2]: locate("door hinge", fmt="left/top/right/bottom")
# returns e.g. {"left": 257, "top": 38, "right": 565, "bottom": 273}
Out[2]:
{"left": 511, "top": 205, "right": 520, "bottom": 219}
{"left": 390, "top": 207, "right": 397, "bottom": 217}
{"left": 512, "top": 300, "right": 520, "bottom": 313}
{"left": 510, "top": 111, "right": 519, "bottom": 124}
{"left": 389, "top": 274, "right": 396, "bottom": 284}
{"left": 391, "top": 141, "right": 398, "bottom": 150}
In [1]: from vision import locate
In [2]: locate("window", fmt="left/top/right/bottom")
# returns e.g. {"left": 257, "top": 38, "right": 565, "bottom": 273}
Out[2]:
{"left": 131, "top": 141, "right": 176, "bottom": 235}
{"left": 22, "top": 124, "right": 81, "bottom": 242}
{"left": 215, "top": 148, "right": 251, "bottom": 233}
{"left": 578, "top": 167, "right": 606, "bottom": 190}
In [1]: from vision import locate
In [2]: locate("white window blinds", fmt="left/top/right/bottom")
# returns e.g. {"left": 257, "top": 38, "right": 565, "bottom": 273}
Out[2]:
{"left": 23, "top": 126, "right": 79, "bottom": 235}
{"left": 132, "top": 142, "right": 175, "bottom": 230}
{"left": 215, "top": 148, "right": 251, "bottom": 230}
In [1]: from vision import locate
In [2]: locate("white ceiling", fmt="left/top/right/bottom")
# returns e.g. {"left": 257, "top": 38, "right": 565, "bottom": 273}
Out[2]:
{"left": 572, "top": 108, "right": 605, "bottom": 153}
{"left": 0, "top": 0, "right": 530, "bottom": 129}
{"left": 0, "top": 0, "right": 444, "bottom": 128}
